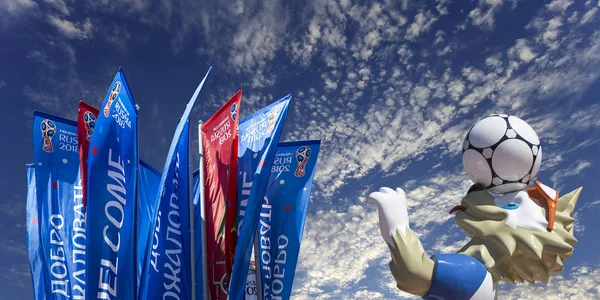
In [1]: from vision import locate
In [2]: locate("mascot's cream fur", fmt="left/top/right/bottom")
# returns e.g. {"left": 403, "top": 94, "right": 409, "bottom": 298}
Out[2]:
{"left": 368, "top": 183, "right": 581, "bottom": 298}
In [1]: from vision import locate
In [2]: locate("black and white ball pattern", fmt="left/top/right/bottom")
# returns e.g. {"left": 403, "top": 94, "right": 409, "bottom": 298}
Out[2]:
{"left": 462, "top": 114, "right": 542, "bottom": 194}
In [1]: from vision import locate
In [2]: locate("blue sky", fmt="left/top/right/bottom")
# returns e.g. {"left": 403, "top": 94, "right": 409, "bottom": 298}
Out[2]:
{"left": 1, "top": 0, "right": 600, "bottom": 299}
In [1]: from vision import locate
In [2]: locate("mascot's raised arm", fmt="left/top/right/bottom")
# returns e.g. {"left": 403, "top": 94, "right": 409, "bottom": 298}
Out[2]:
{"left": 368, "top": 114, "right": 582, "bottom": 300}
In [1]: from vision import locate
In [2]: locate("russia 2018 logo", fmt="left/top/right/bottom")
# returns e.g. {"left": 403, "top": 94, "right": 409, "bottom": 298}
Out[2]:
{"left": 267, "top": 112, "right": 276, "bottom": 132}
{"left": 40, "top": 119, "right": 56, "bottom": 153}
{"left": 219, "top": 273, "right": 229, "bottom": 295}
{"left": 230, "top": 103, "right": 238, "bottom": 121}
{"left": 267, "top": 104, "right": 282, "bottom": 132}
{"left": 83, "top": 111, "right": 96, "bottom": 141}
{"left": 103, "top": 81, "right": 122, "bottom": 117}
{"left": 294, "top": 146, "right": 312, "bottom": 177}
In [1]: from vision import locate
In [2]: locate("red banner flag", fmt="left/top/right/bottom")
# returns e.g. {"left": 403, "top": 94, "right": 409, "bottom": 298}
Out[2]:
{"left": 77, "top": 100, "right": 99, "bottom": 209}
{"left": 202, "top": 90, "right": 242, "bottom": 298}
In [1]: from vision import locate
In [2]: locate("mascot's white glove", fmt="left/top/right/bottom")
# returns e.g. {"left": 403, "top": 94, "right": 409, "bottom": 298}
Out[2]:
{"left": 368, "top": 187, "right": 410, "bottom": 247}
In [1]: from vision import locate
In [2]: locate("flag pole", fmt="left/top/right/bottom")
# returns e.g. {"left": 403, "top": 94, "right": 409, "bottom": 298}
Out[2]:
{"left": 254, "top": 234, "right": 263, "bottom": 299}
{"left": 189, "top": 119, "right": 196, "bottom": 300}
{"left": 134, "top": 104, "right": 140, "bottom": 300}
{"left": 199, "top": 120, "right": 210, "bottom": 300}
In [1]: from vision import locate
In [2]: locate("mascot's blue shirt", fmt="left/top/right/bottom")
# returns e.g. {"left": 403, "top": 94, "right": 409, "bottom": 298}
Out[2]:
{"left": 424, "top": 254, "right": 497, "bottom": 300}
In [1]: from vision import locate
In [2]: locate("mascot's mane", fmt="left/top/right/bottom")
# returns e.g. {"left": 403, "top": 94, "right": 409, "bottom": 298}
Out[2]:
{"left": 455, "top": 186, "right": 581, "bottom": 284}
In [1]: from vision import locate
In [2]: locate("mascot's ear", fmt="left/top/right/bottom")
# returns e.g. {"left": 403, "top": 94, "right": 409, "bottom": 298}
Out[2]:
{"left": 467, "top": 184, "right": 486, "bottom": 195}
{"left": 557, "top": 187, "right": 582, "bottom": 216}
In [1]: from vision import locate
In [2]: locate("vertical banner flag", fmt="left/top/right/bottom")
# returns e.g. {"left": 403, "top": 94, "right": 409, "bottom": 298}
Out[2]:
{"left": 245, "top": 263, "right": 258, "bottom": 299}
{"left": 77, "top": 101, "right": 98, "bottom": 210}
{"left": 26, "top": 164, "right": 46, "bottom": 300}
{"left": 224, "top": 121, "right": 240, "bottom": 293}
{"left": 192, "top": 170, "right": 202, "bottom": 298}
{"left": 140, "top": 68, "right": 211, "bottom": 300}
{"left": 137, "top": 161, "right": 162, "bottom": 291}
{"left": 229, "top": 94, "right": 291, "bottom": 299}
{"left": 77, "top": 101, "right": 160, "bottom": 288}
{"left": 32, "top": 112, "right": 85, "bottom": 299}
{"left": 193, "top": 169, "right": 256, "bottom": 299}
{"left": 86, "top": 68, "right": 138, "bottom": 300}
{"left": 200, "top": 90, "right": 242, "bottom": 299}
{"left": 258, "top": 140, "right": 321, "bottom": 299}
{"left": 76, "top": 100, "right": 160, "bottom": 290}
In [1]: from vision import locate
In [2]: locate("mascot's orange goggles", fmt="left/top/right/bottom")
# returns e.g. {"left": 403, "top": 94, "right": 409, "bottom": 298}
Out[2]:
{"left": 527, "top": 181, "right": 559, "bottom": 231}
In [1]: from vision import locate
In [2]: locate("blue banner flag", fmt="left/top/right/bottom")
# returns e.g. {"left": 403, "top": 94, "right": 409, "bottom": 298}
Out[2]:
{"left": 140, "top": 68, "right": 211, "bottom": 300}
{"left": 258, "top": 140, "right": 321, "bottom": 299}
{"left": 32, "top": 111, "right": 85, "bottom": 299}
{"left": 192, "top": 169, "right": 202, "bottom": 297}
{"left": 26, "top": 164, "right": 46, "bottom": 300}
{"left": 229, "top": 95, "right": 291, "bottom": 299}
{"left": 137, "top": 161, "right": 162, "bottom": 292}
{"left": 86, "top": 68, "right": 139, "bottom": 299}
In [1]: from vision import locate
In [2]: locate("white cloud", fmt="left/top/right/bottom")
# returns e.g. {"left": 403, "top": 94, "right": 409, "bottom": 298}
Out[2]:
{"left": 46, "top": 0, "right": 69, "bottom": 15}
{"left": 448, "top": 80, "right": 466, "bottom": 100}
{"left": 227, "top": 0, "right": 290, "bottom": 88}
{"left": 291, "top": 205, "right": 396, "bottom": 298}
{"left": 0, "top": 0, "right": 37, "bottom": 16}
{"left": 436, "top": 0, "right": 450, "bottom": 15}
{"left": 468, "top": 0, "right": 506, "bottom": 29}
{"left": 542, "top": 17, "right": 563, "bottom": 48}
{"left": 434, "top": 30, "right": 445, "bottom": 45}
{"left": 581, "top": 7, "right": 598, "bottom": 24}
{"left": 290, "top": 1, "right": 349, "bottom": 64}
{"left": 546, "top": 0, "right": 574, "bottom": 12}
{"left": 550, "top": 160, "right": 592, "bottom": 188}
{"left": 567, "top": 11, "right": 579, "bottom": 23}
{"left": 509, "top": 39, "right": 537, "bottom": 63}
{"left": 462, "top": 67, "right": 486, "bottom": 83}
{"left": 503, "top": 264, "right": 600, "bottom": 299}
{"left": 48, "top": 16, "right": 93, "bottom": 39}
{"left": 405, "top": 10, "right": 438, "bottom": 40}
{"left": 412, "top": 85, "right": 431, "bottom": 103}
{"left": 405, "top": 173, "right": 473, "bottom": 229}
{"left": 469, "top": 7, "right": 496, "bottom": 29}
{"left": 485, "top": 53, "right": 504, "bottom": 72}
{"left": 308, "top": 20, "right": 321, "bottom": 44}
{"left": 352, "top": 290, "right": 386, "bottom": 299}
{"left": 431, "top": 233, "right": 470, "bottom": 254}
{"left": 437, "top": 45, "right": 452, "bottom": 56}
{"left": 324, "top": 78, "right": 338, "bottom": 91}
{"left": 458, "top": 77, "right": 498, "bottom": 107}
{"left": 525, "top": 104, "right": 600, "bottom": 149}
{"left": 364, "top": 30, "right": 382, "bottom": 47}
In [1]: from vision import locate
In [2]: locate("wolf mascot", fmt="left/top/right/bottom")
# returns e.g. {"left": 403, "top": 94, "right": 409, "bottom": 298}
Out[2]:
{"left": 369, "top": 115, "right": 582, "bottom": 299}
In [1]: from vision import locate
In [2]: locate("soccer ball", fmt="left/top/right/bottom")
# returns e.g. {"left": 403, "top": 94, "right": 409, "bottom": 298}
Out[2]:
{"left": 462, "top": 114, "right": 542, "bottom": 194}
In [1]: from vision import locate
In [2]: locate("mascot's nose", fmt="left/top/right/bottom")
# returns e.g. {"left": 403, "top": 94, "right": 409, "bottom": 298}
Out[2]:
{"left": 449, "top": 205, "right": 466, "bottom": 214}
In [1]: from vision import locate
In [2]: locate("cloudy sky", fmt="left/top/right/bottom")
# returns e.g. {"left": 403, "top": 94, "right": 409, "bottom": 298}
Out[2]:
{"left": 2, "top": 0, "right": 600, "bottom": 299}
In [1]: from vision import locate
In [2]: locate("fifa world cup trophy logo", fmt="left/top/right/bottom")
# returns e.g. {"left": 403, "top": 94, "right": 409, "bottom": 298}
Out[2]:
{"left": 104, "top": 81, "right": 121, "bottom": 117}
{"left": 230, "top": 103, "right": 238, "bottom": 120}
{"left": 267, "top": 104, "right": 282, "bottom": 132}
{"left": 294, "top": 146, "right": 312, "bottom": 177}
{"left": 83, "top": 111, "right": 96, "bottom": 141}
{"left": 40, "top": 119, "right": 56, "bottom": 153}
{"left": 267, "top": 112, "right": 276, "bottom": 132}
